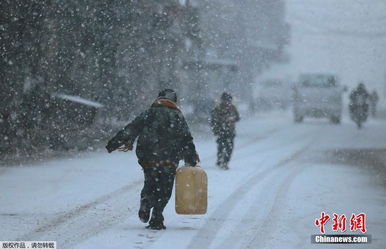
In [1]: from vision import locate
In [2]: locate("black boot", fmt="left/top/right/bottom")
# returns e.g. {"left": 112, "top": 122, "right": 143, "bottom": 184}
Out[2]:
{"left": 138, "top": 198, "right": 151, "bottom": 223}
{"left": 146, "top": 222, "right": 166, "bottom": 230}
{"left": 146, "top": 217, "right": 166, "bottom": 230}
{"left": 146, "top": 209, "right": 166, "bottom": 230}
{"left": 216, "top": 161, "right": 228, "bottom": 170}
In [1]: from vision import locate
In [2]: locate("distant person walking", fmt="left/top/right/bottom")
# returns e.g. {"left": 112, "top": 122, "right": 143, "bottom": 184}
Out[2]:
{"left": 369, "top": 90, "right": 379, "bottom": 118}
{"left": 106, "top": 89, "right": 200, "bottom": 230}
{"left": 349, "top": 83, "right": 370, "bottom": 129}
{"left": 210, "top": 92, "right": 240, "bottom": 170}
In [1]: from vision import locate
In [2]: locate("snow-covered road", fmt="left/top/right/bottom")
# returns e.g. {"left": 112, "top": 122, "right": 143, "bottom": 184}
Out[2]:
{"left": 1, "top": 112, "right": 386, "bottom": 249}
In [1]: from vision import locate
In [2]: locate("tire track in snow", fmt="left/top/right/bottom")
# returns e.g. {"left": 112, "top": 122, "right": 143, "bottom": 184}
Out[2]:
{"left": 186, "top": 143, "right": 311, "bottom": 249}
{"left": 213, "top": 163, "right": 295, "bottom": 249}
{"left": 242, "top": 160, "right": 307, "bottom": 249}
{"left": 216, "top": 129, "right": 321, "bottom": 249}
{"left": 17, "top": 179, "right": 143, "bottom": 248}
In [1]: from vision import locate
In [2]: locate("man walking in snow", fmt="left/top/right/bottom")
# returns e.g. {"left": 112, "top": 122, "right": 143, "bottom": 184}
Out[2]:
{"left": 210, "top": 92, "right": 240, "bottom": 170}
{"left": 106, "top": 89, "right": 200, "bottom": 230}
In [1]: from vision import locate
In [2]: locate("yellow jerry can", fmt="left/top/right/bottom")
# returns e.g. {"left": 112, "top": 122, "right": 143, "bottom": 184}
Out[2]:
{"left": 175, "top": 166, "right": 207, "bottom": 214}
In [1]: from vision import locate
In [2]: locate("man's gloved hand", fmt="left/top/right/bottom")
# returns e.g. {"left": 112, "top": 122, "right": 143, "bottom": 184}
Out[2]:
{"left": 185, "top": 152, "right": 200, "bottom": 167}
{"left": 106, "top": 140, "right": 120, "bottom": 153}
{"left": 106, "top": 144, "right": 114, "bottom": 153}
{"left": 196, "top": 152, "right": 200, "bottom": 163}
{"left": 118, "top": 142, "right": 133, "bottom": 152}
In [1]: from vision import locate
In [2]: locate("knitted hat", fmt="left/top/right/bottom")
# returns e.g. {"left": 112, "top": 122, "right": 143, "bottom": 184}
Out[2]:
{"left": 158, "top": 89, "right": 177, "bottom": 102}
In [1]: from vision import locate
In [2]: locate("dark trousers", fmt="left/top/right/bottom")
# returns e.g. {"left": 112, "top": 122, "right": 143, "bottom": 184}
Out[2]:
{"left": 141, "top": 166, "right": 176, "bottom": 223}
{"left": 216, "top": 133, "right": 235, "bottom": 167}
{"left": 370, "top": 103, "right": 377, "bottom": 117}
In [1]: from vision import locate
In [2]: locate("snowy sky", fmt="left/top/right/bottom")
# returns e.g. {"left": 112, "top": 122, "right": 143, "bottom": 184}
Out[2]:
{"left": 264, "top": 0, "right": 386, "bottom": 94}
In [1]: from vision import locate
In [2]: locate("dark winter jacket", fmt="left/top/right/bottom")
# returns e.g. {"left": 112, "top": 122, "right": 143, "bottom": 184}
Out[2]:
{"left": 350, "top": 85, "right": 369, "bottom": 106}
{"left": 210, "top": 101, "right": 240, "bottom": 136}
{"left": 106, "top": 99, "right": 199, "bottom": 167}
